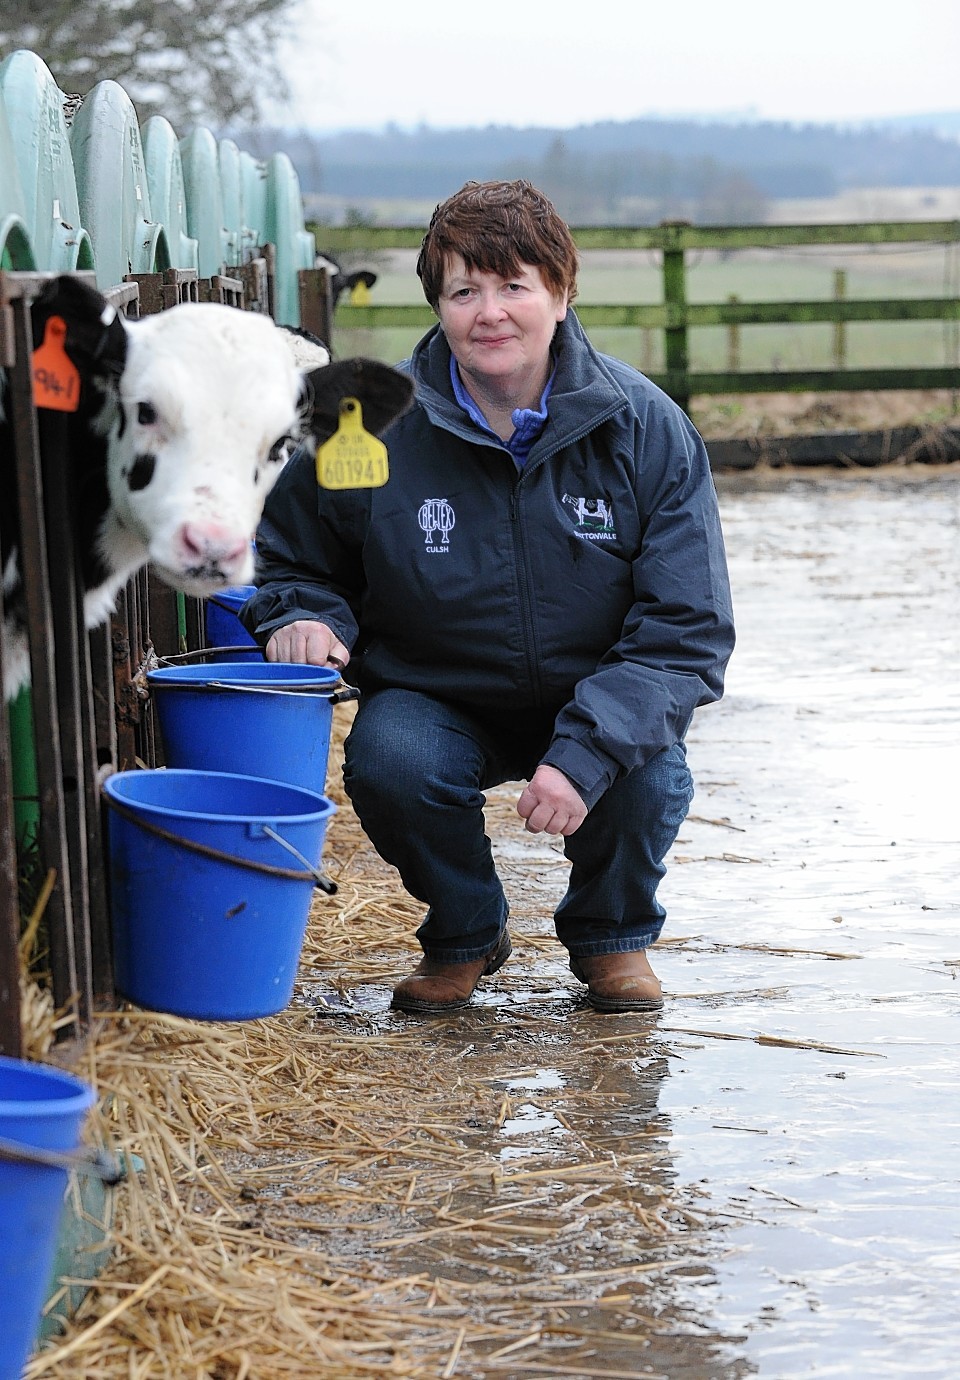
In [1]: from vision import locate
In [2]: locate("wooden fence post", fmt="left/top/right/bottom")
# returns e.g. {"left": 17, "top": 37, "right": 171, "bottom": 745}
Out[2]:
{"left": 833, "top": 269, "right": 847, "bottom": 370}
{"left": 727, "top": 293, "right": 741, "bottom": 372}
{"left": 661, "top": 225, "right": 690, "bottom": 413}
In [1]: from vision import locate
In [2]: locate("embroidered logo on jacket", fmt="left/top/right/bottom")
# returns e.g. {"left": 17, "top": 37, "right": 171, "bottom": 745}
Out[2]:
{"left": 418, "top": 497, "right": 456, "bottom": 553}
{"left": 562, "top": 494, "right": 617, "bottom": 541}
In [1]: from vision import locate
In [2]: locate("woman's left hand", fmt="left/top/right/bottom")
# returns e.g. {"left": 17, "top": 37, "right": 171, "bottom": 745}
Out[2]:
{"left": 517, "top": 765, "right": 588, "bottom": 837}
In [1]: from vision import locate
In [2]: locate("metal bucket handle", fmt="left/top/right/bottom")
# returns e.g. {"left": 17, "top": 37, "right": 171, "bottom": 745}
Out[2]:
{"left": 153, "top": 648, "right": 359, "bottom": 704}
{"left": 158, "top": 645, "right": 266, "bottom": 664}
{"left": 102, "top": 791, "right": 338, "bottom": 894}
{"left": 0, "top": 1134, "right": 123, "bottom": 1183}
{"left": 154, "top": 679, "right": 359, "bottom": 705}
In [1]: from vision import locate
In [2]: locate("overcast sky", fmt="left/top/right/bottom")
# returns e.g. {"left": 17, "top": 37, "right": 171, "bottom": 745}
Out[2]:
{"left": 264, "top": 0, "right": 960, "bottom": 133}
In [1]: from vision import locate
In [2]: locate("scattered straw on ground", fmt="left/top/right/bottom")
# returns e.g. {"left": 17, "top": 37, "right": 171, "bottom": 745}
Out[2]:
{"left": 22, "top": 709, "right": 718, "bottom": 1379}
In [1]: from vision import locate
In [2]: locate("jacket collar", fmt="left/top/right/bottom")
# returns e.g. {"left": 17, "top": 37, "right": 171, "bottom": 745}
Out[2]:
{"left": 408, "top": 311, "right": 629, "bottom": 456}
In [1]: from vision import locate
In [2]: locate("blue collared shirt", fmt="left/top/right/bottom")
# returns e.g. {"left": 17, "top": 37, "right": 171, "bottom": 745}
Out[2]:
{"left": 449, "top": 356, "right": 555, "bottom": 470}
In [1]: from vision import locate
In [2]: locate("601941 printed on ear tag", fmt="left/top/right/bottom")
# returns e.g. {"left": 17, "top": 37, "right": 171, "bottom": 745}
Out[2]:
{"left": 315, "top": 397, "right": 390, "bottom": 490}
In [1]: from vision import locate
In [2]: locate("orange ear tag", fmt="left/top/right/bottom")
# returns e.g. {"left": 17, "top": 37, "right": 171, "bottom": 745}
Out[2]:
{"left": 32, "top": 315, "right": 81, "bottom": 412}
{"left": 316, "top": 397, "right": 389, "bottom": 490}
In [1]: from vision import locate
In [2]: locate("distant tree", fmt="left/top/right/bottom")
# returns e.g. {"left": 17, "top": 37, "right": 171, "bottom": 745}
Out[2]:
{"left": 0, "top": 0, "right": 297, "bottom": 128}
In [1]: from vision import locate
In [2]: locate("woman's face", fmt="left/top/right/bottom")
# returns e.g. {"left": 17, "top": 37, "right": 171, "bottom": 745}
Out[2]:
{"left": 436, "top": 255, "right": 568, "bottom": 399}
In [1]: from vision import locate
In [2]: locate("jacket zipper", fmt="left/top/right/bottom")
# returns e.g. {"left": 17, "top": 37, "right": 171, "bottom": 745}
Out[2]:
{"left": 508, "top": 477, "right": 545, "bottom": 706}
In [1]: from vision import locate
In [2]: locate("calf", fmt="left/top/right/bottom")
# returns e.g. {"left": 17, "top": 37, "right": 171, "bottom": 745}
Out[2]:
{"left": 315, "top": 253, "right": 378, "bottom": 307}
{"left": 0, "top": 274, "right": 413, "bottom": 700}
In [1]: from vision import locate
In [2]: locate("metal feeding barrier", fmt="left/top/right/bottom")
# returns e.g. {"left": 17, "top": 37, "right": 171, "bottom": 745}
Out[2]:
{"left": 0, "top": 51, "right": 334, "bottom": 1057}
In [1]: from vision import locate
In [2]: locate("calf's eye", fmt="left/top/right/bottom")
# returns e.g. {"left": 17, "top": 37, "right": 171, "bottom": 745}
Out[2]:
{"left": 138, "top": 402, "right": 157, "bottom": 425}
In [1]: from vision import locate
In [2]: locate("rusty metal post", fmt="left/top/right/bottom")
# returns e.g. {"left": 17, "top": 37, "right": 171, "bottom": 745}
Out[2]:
{"left": 0, "top": 611, "right": 23, "bottom": 1056}
{"left": 0, "top": 293, "right": 23, "bottom": 1054}
{"left": 34, "top": 403, "right": 98, "bottom": 1026}
{"left": 110, "top": 596, "right": 139, "bottom": 775}
{"left": 262, "top": 243, "right": 277, "bottom": 321}
{"left": 298, "top": 266, "right": 334, "bottom": 344}
{"left": 199, "top": 275, "right": 243, "bottom": 307}
{"left": 5, "top": 288, "right": 82, "bottom": 1029}
{"left": 238, "top": 258, "right": 269, "bottom": 315}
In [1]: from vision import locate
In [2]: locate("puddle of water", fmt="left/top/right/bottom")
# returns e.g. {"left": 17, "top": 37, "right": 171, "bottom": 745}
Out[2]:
{"left": 655, "top": 473, "right": 960, "bottom": 1377}
{"left": 504, "top": 1068, "right": 566, "bottom": 1091}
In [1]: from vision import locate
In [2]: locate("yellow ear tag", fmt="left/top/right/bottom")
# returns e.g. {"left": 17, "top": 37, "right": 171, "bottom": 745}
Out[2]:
{"left": 32, "top": 315, "right": 81, "bottom": 412}
{"left": 315, "top": 397, "right": 389, "bottom": 490}
{"left": 350, "top": 279, "right": 371, "bottom": 305}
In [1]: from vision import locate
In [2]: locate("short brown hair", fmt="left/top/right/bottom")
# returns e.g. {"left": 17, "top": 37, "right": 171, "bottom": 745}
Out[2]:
{"left": 416, "top": 180, "right": 579, "bottom": 310}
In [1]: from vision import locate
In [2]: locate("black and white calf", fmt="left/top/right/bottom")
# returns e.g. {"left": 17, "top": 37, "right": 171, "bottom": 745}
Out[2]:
{"left": 315, "top": 253, "right": 378, "bottom": 307}
{"left": 0, "top": 274, "right": 413, "bottom": 700}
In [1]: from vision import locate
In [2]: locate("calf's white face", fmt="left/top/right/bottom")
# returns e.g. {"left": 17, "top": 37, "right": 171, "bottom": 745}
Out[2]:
{"left": 103, "top": 305, "right": 308, "bottom": 599}
{"left": 1, "top": 276, "right": 413, "bottom": 701}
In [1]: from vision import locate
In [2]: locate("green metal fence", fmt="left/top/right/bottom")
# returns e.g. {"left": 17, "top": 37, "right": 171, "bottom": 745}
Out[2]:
{"left": 319, "top": 220, "right": 960, "bottom": 412}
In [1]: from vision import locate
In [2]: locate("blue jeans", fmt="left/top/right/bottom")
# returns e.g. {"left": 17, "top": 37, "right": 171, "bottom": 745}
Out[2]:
{"left": 342, "top": 689, "right": 694, "bottom": 963}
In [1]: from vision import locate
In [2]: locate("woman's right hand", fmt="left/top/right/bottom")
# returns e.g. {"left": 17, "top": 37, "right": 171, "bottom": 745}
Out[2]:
{"left": 265, "top": 620, "right": 350, "bottom": 668}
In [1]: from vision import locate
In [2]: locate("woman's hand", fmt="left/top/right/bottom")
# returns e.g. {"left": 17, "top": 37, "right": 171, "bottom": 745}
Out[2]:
{"left": 517, "top": 765, "right": 587, "bottom": 837}
{"left": 265, "top": 620, "right": 350, "bottom": 668}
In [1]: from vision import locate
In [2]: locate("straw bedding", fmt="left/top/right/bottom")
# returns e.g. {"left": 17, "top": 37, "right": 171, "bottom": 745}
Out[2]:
{"left": 22, "top": 708, "right": 711, "bottom": 1379}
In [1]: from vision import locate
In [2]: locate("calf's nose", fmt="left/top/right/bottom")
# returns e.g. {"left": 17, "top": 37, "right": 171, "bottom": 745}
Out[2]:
{"left": 176, "top": 521, "right": 250, "bottom": 570}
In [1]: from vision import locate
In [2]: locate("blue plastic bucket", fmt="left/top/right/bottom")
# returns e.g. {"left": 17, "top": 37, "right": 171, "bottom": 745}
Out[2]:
{"left": 147, "top": 662, "right": 343, "bottom": 797}
{"left": 103, "top": 769, "right": 336, "bottom": 1020}
{"left": 204, "top": 585, "right": 261, "bottom": 661}
{"left": 0, "top": 1057, "right": 95, "bottom": 1380}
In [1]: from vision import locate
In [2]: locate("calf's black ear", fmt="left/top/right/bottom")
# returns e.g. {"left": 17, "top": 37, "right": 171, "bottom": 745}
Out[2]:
{"left": 304, "top": 358, "right": 414, "bottom": 444}
{"left": 31, "top": 274, "right": 128, "bottom": 379}
{"left": 346, "top": 269, "right": 378, "bottom": 291}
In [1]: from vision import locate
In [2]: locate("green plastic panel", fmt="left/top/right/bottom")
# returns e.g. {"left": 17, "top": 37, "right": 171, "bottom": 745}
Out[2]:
{"left": 218, "top": 138, "right": 246, "bottom": 266}
{"left": 240, "top": 149, "right": 267, "bottom": 249}
{"left": 0, "top": 50, "right": 93, "bottom": 272}
{"left": 0, "top": 84, "right": 36, "bottom": 268}
{"left": 179, "top": 126, "right": 227, "bottom": 278}
{"left": 263, "top": 152, "right": 316, "bottom": 326}
{"left": 70, "top": 80, "right": 170, "bottom": 291}
{"left": 142, "top": 116, "right": 199, "bottom": 272}
{"left": 0, "top": 50, "right": 334, "bottom": 298}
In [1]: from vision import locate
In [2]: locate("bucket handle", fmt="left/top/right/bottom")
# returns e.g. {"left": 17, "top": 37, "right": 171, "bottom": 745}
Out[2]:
{"left": 259, "top": 824, "right": 332, "bottom": 878}
{"left": 157, "top": 646, "right": 351, "bottom": 681}
{"left": 163, "top": 680, "right": 359, "bottom": 704}
{"left": 102, "top": 792, "right": 338, "bottom": 895}
{"left": 158, "top": 645, "right": 265, "bottom": 665}
{"left": 0, "top": 1134, "right": 123, "bottom": 1183}
{"left": 210, "top": 680, "right": 359, "bottom": 705}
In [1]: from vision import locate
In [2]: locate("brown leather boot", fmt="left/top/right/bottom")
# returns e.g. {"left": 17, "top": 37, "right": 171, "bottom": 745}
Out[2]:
{"left": 391, "top": 929, "right": 512, "bottom": 1013}
{"left": 569, "top": 950, "right": 663, "bottom": 1012}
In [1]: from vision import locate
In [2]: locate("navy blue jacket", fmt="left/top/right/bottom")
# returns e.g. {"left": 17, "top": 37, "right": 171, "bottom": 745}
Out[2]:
{"left": 243, "top": 312, "right": 735, "bottom": 809}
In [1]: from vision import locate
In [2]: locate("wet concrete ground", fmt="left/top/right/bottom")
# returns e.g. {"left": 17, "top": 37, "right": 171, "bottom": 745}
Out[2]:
{"left": 299, "top": 467, "right": 959, "bottom": 1378}
{"left": 641, "top": 468, "right": 960, "bottom": 1376}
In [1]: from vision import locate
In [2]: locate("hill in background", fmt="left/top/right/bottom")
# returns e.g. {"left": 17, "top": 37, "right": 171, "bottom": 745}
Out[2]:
{"left": 233, "top": 115, "right": 960, "bottom": 225}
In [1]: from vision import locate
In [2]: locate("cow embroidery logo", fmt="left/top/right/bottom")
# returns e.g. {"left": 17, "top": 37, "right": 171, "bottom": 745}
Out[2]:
{"left": 418, "top": 497, "right": 456, "bottom": 553}
{"left": 561, "top": 494, "right": 617, "bottom": 542}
